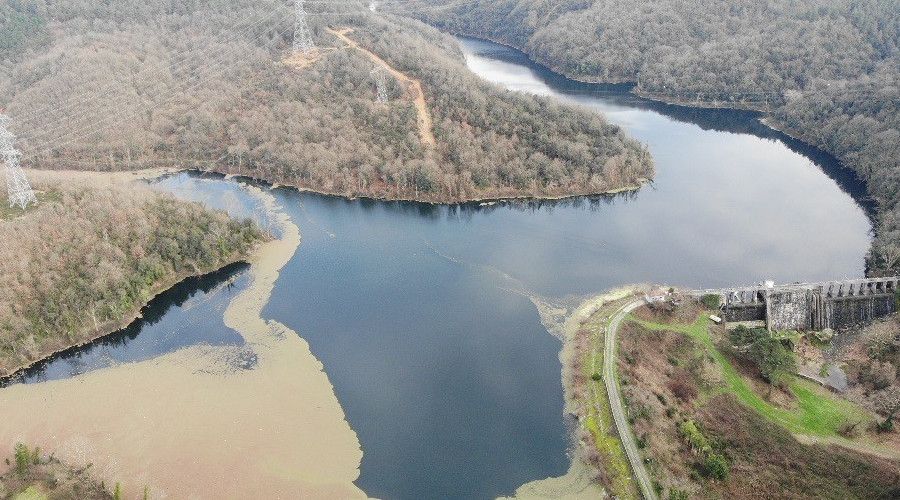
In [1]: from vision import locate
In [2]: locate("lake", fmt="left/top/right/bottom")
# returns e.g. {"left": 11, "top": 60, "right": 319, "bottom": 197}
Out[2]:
{"left": 1, "top": 37, "right": 872, "bottom": 499}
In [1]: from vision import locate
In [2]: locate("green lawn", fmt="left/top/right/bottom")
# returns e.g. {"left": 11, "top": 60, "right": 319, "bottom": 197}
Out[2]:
{"left": 632, "top": 315, "right": 872, "bottom": 437}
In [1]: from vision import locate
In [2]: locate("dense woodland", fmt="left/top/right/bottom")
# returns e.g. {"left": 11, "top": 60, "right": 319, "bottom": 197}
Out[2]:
{"left": 0, "top": 0, "right": 653, "bottom": 202}
{"left": 401, "top": 0, "right": 900, "bottom": 274}
{"left": 0, "top": 176, "right": 262, "bottom": 376}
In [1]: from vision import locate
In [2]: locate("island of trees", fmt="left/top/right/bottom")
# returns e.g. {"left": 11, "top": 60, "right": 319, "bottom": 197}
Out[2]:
{"left": 0, "top": 173, "right": 263, "bottom": 377}
{"left": 0, "top": 0, "right": 653, "bottom": 203}
{"left": 399, "top": 0, "right": 899, "bottom": 275}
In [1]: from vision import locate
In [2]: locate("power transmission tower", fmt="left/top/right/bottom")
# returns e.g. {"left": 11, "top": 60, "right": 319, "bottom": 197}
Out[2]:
{"left": 293, "top": 0, "right": 316, "bottom": 54}
{"left": 0, "top": 114, "right": 37, "bottom": 210}
{"left": 371, "top": 67, "right": 389, "bottom": 103}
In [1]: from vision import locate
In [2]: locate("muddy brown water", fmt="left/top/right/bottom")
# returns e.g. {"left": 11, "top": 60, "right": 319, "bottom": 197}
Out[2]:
{"left": 0, "top": 37, "right": 873, "bottom": 499}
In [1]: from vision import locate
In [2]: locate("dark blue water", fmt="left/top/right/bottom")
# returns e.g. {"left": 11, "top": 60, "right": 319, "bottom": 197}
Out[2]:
{"left": 265, "top": 192, "right": 570, "bottom": 499}
{"left": 259, "top": 38, "right": 871, "bottom": 499}
{"left": 0, "top": 38, "right": 875, "bottom": 500}
{"left": 1, "top": 262, "right": 249, "bottom": 387}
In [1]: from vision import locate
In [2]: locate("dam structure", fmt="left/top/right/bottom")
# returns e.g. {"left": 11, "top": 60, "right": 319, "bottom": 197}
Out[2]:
{"left": 693, "top": 277, "right": 900, "bottom": 331}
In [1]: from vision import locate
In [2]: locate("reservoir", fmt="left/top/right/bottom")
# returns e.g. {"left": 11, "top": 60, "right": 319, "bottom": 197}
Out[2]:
{"left": 1, "top": 37, "right": 872, "bottom": 499}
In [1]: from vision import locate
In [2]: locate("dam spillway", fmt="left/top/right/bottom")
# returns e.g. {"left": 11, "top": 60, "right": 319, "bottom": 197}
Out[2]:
{"left": 695, "top": 278, "right": 899, "bottom": 331}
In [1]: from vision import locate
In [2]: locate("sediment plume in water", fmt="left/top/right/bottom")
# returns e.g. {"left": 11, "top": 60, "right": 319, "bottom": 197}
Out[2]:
{"left": 424, "top": 240, "right": 612, "bottom": 499}
{"left": 520, "top": 289, "right": 640, "bottom": 499}
{"left": 0, "top": 181, "right": 366, "bottom": 499}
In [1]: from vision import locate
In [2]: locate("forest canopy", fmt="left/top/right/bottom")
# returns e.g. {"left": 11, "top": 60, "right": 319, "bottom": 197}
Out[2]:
{"left": 399, "top": 0, "right": 900, "bottom": 275}
{"left": 0, "top": 0, "right": 653, "bottom": 203}
{"left": 0, "top": 174, "right": 263, "bottom": 376}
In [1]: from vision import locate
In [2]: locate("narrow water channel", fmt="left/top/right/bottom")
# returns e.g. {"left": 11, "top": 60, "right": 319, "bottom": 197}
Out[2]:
{"left": 0, "top": 37, "right": 873, "bottom": 500}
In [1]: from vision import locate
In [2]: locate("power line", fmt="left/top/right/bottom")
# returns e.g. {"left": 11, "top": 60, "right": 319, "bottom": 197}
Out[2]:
{"left": 0, "top": 114, "right": 38, "bottom": 209}
{"left": 293, "top": 0, "right": 317, "bottom": 53}
{"left": 20, "top": 20, "right": 299, "bottom": 160}
{"left": 10, "top": 6, "right": 294, "bottom": 139}
{"left": 371, "top": 66, "right": 390, "bottom": 103}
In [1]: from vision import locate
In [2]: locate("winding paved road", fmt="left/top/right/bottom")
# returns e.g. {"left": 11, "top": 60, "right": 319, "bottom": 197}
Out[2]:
{"left": 604, "top": 300, "right": 658, "bottom": 500}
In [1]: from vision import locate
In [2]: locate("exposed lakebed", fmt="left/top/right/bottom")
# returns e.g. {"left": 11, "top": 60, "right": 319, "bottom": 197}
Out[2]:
{"left": 0, "top": 38, "right": 873, "bottom": 499}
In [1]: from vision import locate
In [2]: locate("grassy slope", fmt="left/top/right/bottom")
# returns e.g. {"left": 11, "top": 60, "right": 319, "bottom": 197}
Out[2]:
{"left": 700, "top": 395, "right": 900, "bottom": 500}
{"left": 580, "top": 305, "right": 637, "bottom": 499}
{"left": 619, "top": 309, "right": 900, "bottom": 498}
{"left": 632, "top": 315, "right": 871, "bottom": 437}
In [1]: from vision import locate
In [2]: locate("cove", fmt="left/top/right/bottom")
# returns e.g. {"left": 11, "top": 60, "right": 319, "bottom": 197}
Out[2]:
{"left": 262, "top": 37, "right": 872, "bottom": 498}
{"left": 0, "top": 36, "right": 874, "bottom": 500}
{"left": 0, "top": 262, "right": 249, "bottom": 387}
{"left": 0, "top": 173, "right": 269, "bottom": 387}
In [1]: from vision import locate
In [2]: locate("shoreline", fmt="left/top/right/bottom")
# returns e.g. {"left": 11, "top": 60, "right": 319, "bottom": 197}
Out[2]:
{"left": 232, "top": 171, "right": 652, "bottom": 206}
{"left": 0, "top": 168, "right": 261, "bottom": 380}
{"left": 2, "top": 164, "right": 648, "bottom": 382}
{"left": 0, "top": 181, "right": 366, "bottom": 499}
{"left": 0, "top": 259, "right": 251, "bottom": 381}
{"left": 518, "top": 287, "right": 646, "bottom": 499}
{"left": 39, "top": 165, "right": 652, "bottom": 206}
{"left": 446, "top": 26, "right": 769, "bottom": 110}
{"left": 442, "top": 27, "right": 867, "bottom": 193}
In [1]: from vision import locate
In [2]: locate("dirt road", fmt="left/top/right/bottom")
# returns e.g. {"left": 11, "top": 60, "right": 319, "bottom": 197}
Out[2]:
{"left": 327, "top": 27, "right": 436, "bottom": 148}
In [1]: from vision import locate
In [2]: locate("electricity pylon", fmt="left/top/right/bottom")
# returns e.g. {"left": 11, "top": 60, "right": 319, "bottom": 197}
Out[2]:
{"left": 0, "top": 114, "right": 37, "bottom": 210}
{"left": 371, "top": 67, "right": 389, "bottom": 103}
{"left": 293, "top": 0, "right": 316, "bottom": 53}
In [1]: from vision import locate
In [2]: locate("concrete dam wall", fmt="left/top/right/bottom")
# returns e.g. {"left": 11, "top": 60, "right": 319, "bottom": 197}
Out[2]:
{"left": 696, "top": 278, "right": 899, "bottom": 331}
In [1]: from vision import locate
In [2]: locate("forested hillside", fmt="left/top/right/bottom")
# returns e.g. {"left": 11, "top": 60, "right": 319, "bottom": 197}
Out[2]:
{"left": 0, "top": 174, "right": 262, "bottom": 376}
{"left": 0, "top": 0, "right": 652, "bottom": 203}
{"left": 399, "top": 0, "right": 900, "bottom": 274}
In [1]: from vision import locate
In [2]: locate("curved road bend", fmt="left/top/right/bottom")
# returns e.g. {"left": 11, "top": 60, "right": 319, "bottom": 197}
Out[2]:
{"left": 604, "top": 300, "right": 658, "bottom": 500}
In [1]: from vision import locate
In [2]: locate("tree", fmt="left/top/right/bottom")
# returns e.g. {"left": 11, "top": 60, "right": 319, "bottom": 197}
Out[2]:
{"left": 678, "top": 419, "right": 710, "bottom": 455}
{"left": 873, "top": 386, "right": 900, "bottom": 420}
{"left": 729, "top": 325, "right": 766, "bottom": 347}
{"left": 702, "top": 452, "right": 729, "bottom": 481}
{"left": 668, "top": 489, "right": 689, "bottom": 500}
{"left": 14, "top": 443, "right": 30, "bottom": 477}
{"left": 749, "top": 335, "right": 796, "bottom": 384}
{"left": 406, "top": 0, "right": 900, "bottom": 275}
{"left": 0, "top": 178, "right": 264, "bottom": 374}
{"left": 700, "top": 294, "right": 721, "bottom": 309}
{"left": 0, "top": 1, "right": 653, "bottom": 205}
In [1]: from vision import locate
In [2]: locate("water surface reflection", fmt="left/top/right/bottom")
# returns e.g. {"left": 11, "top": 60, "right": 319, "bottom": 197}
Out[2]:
{"left": 0, "top": 36, "right": 876, "bottom": 500}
